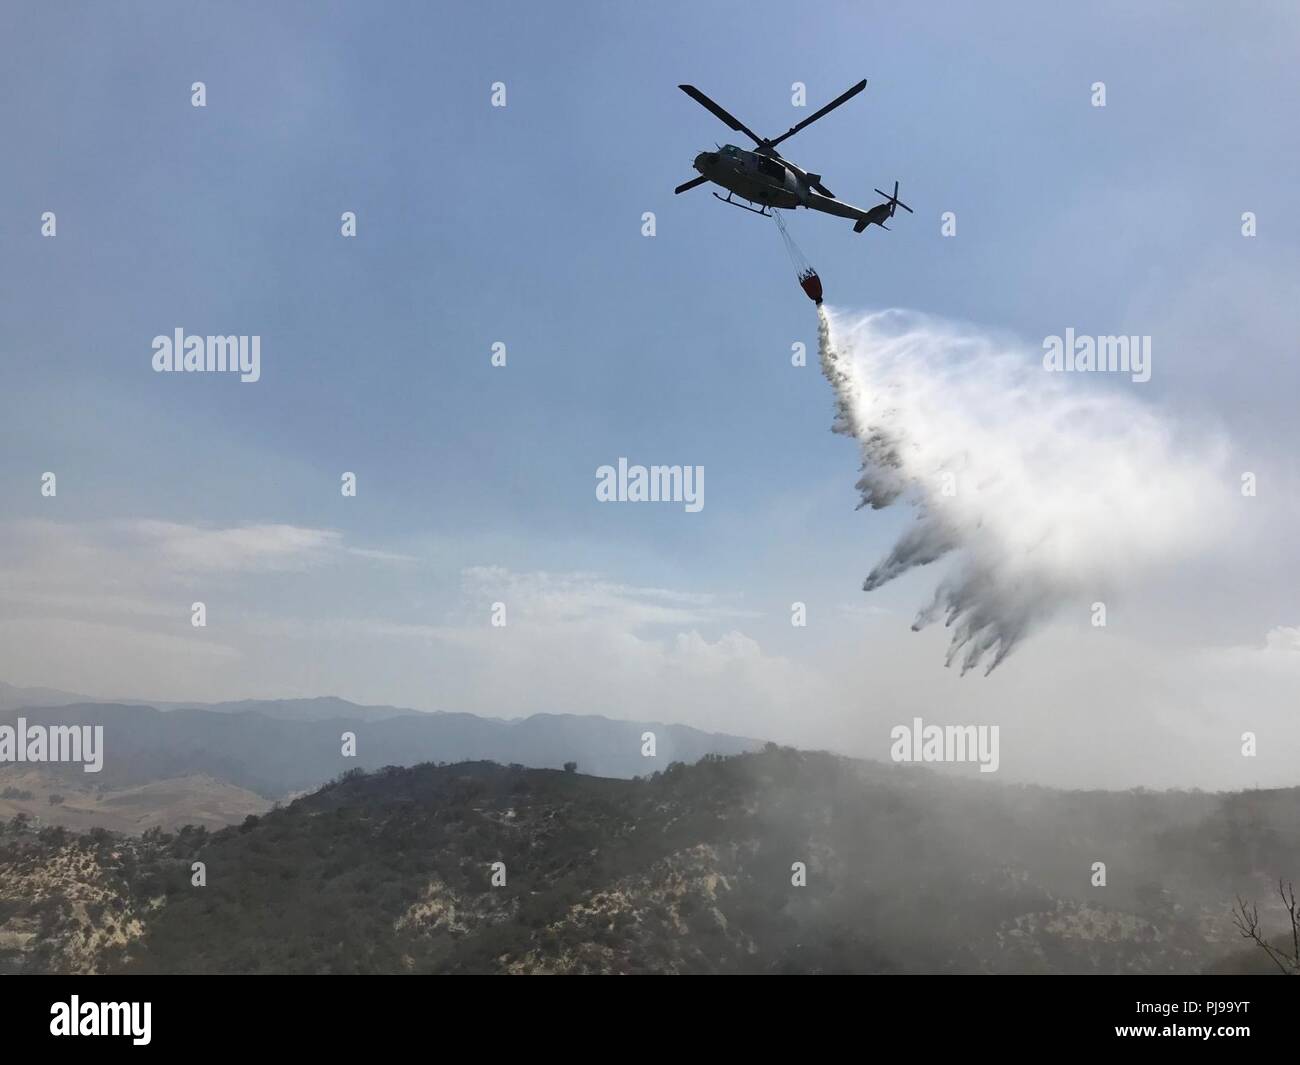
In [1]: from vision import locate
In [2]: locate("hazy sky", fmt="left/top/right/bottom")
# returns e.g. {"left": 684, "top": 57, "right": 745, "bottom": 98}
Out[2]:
{"left": 1, "top": 1, "right": 1297, "bottom": 789}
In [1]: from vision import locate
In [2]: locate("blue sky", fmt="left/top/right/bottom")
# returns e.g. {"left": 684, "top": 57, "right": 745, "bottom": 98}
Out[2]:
{"left": 2, "top": 1, "right": 1298, "bottom": 787}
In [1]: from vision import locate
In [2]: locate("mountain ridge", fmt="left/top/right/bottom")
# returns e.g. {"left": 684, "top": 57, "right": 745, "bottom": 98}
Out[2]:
{"left": 3, "top": 748, "right": 1293, "bottom": 974}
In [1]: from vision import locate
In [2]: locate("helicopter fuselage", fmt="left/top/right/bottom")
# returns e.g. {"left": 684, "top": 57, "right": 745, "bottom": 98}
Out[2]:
{"left": 690, "top": 144, "right": 883, "bottom": 229}
{"left": 692, "top": 145, "right": 802, "bottom": 209}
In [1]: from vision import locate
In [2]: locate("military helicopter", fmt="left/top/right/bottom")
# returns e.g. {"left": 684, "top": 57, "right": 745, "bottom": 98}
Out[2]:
{"left": 675, "top": 79, "right": 911, "bottom": 234}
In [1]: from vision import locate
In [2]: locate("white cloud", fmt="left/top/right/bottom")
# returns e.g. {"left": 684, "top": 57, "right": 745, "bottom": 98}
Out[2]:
{"left": 457, "top": 566, "right": 757, "bottom": 629}
{"left": 240, "top": 567, "right": 821, "bottom": 740}
{"left": 1262, "top": 626, "right": 1300, "bottom": 653}
{"left": 127, "top": 520, "right": 342, "bottom": 572}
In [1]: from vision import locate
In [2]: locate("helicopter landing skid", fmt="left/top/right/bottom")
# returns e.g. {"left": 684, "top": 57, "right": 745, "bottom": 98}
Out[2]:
{"left": 713, "top": 191, "right": 772, "bottom": 217}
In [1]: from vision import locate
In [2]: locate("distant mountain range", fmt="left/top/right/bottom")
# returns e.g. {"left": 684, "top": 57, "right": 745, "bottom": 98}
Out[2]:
{"left": 0, "top": 681, "right": 430, "bottom": 722}
{"left": 0, "top": 681, "right": 105, "bottom": 712}
{"left": 0, "top": 689, "right": 762, "bottom": 805}
{"left": 158, "top": 696, "right": 422, "bottom": 723}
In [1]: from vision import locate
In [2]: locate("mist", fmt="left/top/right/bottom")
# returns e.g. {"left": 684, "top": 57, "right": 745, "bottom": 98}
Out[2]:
{"left": 817, "top": 306, "right": 1230, "bottom": 674}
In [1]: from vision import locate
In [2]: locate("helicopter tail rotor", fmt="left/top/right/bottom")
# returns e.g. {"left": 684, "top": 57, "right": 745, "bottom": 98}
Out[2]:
{"left": 873, "top": 180, "right": 913, "bottom": 218}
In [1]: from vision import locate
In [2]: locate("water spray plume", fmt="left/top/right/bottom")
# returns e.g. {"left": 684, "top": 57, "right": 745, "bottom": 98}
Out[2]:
{"left": 816, "top": 305, "right": 1227, "bottom": 675}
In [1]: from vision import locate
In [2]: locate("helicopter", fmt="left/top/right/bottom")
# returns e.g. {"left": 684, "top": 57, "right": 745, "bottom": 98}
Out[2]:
{"left": 674, "top": 79, "right": 911, "bottom": 234}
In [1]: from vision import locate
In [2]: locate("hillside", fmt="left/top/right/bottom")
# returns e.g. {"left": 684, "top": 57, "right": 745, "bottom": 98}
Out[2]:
{"left": 0, "top": 767, "right": 269, "bottom": 834}
{"left": 2, "top": 748, "right": 1295, "bottom": 974}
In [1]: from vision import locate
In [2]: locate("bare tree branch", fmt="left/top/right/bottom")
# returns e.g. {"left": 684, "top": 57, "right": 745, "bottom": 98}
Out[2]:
{"left": 1282, "top": 879, "right": 1299, "bottom": 971}
{"left": 1233, "top": 882, "right": 1300, "bottom": 974}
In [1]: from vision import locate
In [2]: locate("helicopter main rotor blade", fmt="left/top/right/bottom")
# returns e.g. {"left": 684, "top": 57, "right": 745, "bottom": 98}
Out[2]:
{"left": 766, "top": 78, "right": 868, "bottom": 151}
{"left": 674, "top": 175, "right": 709, "bottom": 194}
{"left": 678, "top": 85, "right": 765, "bottom": 146}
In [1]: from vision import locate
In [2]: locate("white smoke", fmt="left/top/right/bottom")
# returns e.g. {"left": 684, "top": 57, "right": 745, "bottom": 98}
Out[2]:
{"left": 817, "top": 306, "right": 1228, "bottom": 675}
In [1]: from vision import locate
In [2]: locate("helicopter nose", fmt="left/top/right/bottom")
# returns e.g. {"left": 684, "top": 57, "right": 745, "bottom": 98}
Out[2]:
{"left": 694, "top": 151, "right": 717, "bottom": 173}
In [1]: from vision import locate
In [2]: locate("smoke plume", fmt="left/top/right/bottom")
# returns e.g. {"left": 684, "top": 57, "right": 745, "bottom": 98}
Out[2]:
{"left": 817, "top": 306, "right": 1226, "bottom": 674}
